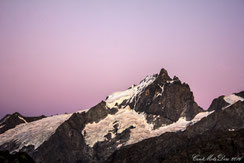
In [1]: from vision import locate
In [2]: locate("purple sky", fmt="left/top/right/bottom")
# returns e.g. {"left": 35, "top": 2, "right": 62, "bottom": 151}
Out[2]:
{"left": 0, "top": 0, "right": 244, "bottom": 118}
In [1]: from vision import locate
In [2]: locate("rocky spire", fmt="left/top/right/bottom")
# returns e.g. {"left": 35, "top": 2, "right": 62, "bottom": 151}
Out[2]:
{"left": 157, "top": 68, "right": 171, "bottom": 83}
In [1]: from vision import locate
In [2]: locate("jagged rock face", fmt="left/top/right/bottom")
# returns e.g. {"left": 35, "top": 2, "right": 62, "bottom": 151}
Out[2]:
{"left": 208, "top": 96, "right": 228, "bottom": 111}
{"left": 163, "top": 129, "right": 244, "bottom": 163}
{"left": 27, "top": 68, "right": 205, "bottom": 163}
{"left": 0, "top": 68, "right": 243, "bottom": 163}
{"left": 29, "top": 102, "right": 134, "bottom": 163}
{"left": 0, "top": 112, "right": 46, "bottom": 134}
{"left": 235, "top": 91, "right": 244, "bottom": 98}
{"left": 31, "top": 112, "right": 91, "bottom": 163}
{"left": 105, "top": 101, "right": 244, "bottom": 163}
{"left": 208, "top": 91, "right": 244, "bottom": 111}
{"left": 86, "top": 101, "right": 118, "bottom": 123}
{"left": 106, "top": 129, "right": 244, "bottom": 163}
{"left": 125, "top": 68, "right": 203, "bottom": 127}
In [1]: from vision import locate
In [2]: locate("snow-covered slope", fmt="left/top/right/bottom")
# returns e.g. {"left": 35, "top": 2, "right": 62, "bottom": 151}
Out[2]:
{"left": 106, "top": 75, "right": 157, "bottom": 108}
{"left": 224, "top": 94, "right": 244, "bottom": 105}
{"left": 0, "top": 114, "right": 72, "bottom": 152}
{"left": 222, "top": 94, "right": 244, "bottom": 110}
{"left": 82, "top": 106, "right": 214, "bottom": 148}
{"left": 82, "top": 70, "right": 206, "bottom": 148}
{"left": 0, "top": 68, "right": 243, "bottom": 163}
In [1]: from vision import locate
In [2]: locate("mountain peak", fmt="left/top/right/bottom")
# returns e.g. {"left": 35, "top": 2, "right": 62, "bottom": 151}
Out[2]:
{"left": 1, "top": 68, "right": 243, "bottom": 163}
{"left": 159, "top": 68, "right": 168, "bottom": 76}
{"left": 157, "top": 68, "right": 171, "bottom": 83}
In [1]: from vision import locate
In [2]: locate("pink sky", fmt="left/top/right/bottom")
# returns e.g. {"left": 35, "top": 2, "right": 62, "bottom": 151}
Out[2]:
{"left": 0, "top": 0, "right": 244, "bottom": 118}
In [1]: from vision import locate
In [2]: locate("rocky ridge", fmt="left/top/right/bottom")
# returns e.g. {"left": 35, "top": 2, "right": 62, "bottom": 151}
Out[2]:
{"left": 0, "top": 68, "right": 243, "bottom": 163}
{"left": 0, "top": 112, "right": 46, "bottom": 134}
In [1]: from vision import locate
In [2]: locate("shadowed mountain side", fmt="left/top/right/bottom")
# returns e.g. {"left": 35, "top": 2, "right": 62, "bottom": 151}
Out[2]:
{"left": 105, "top": 101, "right": 244, "bottom": 163}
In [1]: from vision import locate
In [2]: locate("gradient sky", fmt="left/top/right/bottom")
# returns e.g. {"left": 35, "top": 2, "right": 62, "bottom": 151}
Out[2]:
{"left": 0, "top": 0, "right": 244, "bottom": 118}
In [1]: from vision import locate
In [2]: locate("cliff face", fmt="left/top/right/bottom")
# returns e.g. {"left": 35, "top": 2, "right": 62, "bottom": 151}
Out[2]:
{"left": 106, "top": 98, "right": 244, "bottom": 163}
{"left": 131, "top": 69, "right": 203, "bottom": 128}
{"left": 0, "top": 68, "right": 243, "bottom": 163}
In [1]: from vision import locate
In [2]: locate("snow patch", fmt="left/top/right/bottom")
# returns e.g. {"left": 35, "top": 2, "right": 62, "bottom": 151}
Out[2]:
{"left": 117, "top": 144, "right": 123, "bottom": 148}
{"left": 106, "top": 75, "right": 156, "bottom": 108}
{"left": 223, "top": 94, "right": 244, "bottom": 110}
{"left": 82, "top": 106, "right": 214, "bottom": 148}
{"left": 18, "top": 116, "right": 28, "bottom": 123}
{"left": 153, "top": 84, "right": 165, "bottom": 100}
{"left": 0, "top": 114, "right": 72, "bottom": 152}
{"left": 160, "top": 85, "right": 165, "bottom": 94}
{"left": 106, "top": 88, "right": 134, "bottom": 108}
{"left": 190, "top": 111, "right": 214, "bottom": 125}
{"left": 82, "top": 106, "right": 152, "bottom": 147}
{"left": 130, "top": 75, "right": 156, "bottom": 108}
{"left": 166, "top": 80, "right": 175, "bottom": 84}
{"left": 224, "top": 94, "right": 244, "bottom": 105}
{"left": 127, "top": 110, "right": 214, "bottom": 145}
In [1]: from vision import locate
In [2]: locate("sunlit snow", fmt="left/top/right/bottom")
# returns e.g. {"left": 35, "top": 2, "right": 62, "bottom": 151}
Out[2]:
{"left": 18, "top": 116, "right": 28, "bottom": 123}
{"left": 106, "top": 75, "right": 156, "bottom": 108}
{"left": 82, "top": 106, "right": 214, "bottom": 148}
{"left": 222, "top": 94, "right": 244, "bottom": 110}
{"left": 0, "top": 114, "right": 71, "bottom": 152}
{"left": 224, "top": 94, "right": 244, "bottom": 105}
{"left": 106, "top": 89, "right": 134, "bottom": 108}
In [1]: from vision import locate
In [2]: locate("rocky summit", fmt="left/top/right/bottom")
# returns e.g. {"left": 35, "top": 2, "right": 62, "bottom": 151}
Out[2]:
{"left": 0, "top": 68, "right": 243, "bottom": 163}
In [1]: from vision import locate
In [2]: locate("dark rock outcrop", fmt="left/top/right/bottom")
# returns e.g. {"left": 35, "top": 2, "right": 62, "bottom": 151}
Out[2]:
{"left": 0, "top": 112, "right": 46, "bottom": 134}
{"left": 31, "top": 111, "right": 91, "bottom": 163}
{"left": 105, "top": 101, "right": 244, "bottom": 163}
{"left": 208, "top": 91, "right": 244, "bottom": 112}
{"left": 105, "top": 129, "right": 244, "bottom": 163}
{"left": 0, "top": 68, "right": 243, "bottom": 163}
{"left": 208, "top": 95, "right": 228, "bottom": 111}
{"left": 235, "top": 91, "right": 244, "bottom": 98}
{"left": 30, "top": 101, "right": 120, "bottom": 163}
{"left": 127, "top": 68, "right": 203, "bottom": 128}
{"left": 27, "top": 69, "right": 214, "bottom": 163}
{"left": 86, "top": 101, "right": 117, "bottom": 123}
{"left": 0, "top": 150, "right": 35, "bottom": 163}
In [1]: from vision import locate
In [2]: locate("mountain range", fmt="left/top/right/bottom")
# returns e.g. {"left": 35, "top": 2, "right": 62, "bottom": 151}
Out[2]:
{"left": 0, "top": 68, "right": 243, "bottom": 163}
